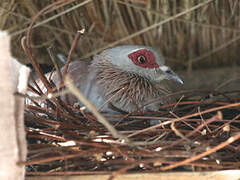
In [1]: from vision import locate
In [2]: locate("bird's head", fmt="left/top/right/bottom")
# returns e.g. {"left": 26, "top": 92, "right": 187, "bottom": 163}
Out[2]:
{"left": 96, "top": 45, "right": 183, "bottom": 84}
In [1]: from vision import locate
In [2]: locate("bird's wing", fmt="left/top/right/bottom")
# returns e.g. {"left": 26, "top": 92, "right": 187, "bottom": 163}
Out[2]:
{"left": 51, "top": 60, "right": 91, "bottom": 105}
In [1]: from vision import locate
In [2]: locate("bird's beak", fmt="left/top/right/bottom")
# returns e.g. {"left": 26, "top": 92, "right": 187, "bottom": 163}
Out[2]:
{"left": 155, "top": 65, "right": 184, "bottom": 84}
{"left": 167, "top": 72, "right": 184, "bottom": 84}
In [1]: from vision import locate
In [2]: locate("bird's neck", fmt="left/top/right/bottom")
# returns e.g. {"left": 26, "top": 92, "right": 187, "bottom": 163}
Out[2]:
{"left": 90, "top": 59, "right": 170, "bottom": 111}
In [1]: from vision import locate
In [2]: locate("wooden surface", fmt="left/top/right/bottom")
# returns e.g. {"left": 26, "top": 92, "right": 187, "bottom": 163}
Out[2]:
{"left": 0, "top": 32, "right": 29, "bottom": 180}
{"left": 26, "top": 170, "right": 240, "bottom": 180}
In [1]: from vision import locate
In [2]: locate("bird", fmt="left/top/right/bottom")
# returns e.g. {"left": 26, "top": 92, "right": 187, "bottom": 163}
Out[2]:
{"left": 50, "top": 45, "right": 183, "bottom": 113}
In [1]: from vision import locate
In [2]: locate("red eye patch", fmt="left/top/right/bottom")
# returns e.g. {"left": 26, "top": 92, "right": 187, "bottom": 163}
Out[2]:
{"left": 128, "top": 49, "right": 159, "bottom": 69}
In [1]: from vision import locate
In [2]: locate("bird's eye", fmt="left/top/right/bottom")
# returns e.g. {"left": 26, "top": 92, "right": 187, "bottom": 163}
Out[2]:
{"left": 137, "top": 55, "right": 146, "bottom": 64}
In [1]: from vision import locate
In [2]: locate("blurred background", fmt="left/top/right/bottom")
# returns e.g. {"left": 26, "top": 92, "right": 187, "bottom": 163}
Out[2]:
{"left": 1, "top": 0, "right": 240, "bottom": 90}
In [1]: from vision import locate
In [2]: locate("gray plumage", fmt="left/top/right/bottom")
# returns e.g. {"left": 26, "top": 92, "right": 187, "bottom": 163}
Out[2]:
{"left": 52, "top": 45, "right": 183, "bottom": 112}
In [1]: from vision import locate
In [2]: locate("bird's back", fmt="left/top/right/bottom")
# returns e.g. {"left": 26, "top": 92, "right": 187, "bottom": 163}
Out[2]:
{"left": 51, "top": 60, "right": 107, "bottom": 110}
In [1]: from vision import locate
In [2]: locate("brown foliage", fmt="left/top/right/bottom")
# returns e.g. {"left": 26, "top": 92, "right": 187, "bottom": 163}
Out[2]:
{"left": 1, "top": 0, "right": 240, "bottom": 71}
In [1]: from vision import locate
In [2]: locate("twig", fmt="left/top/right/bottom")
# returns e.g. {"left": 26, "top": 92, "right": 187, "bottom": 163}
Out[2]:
{"left": 128, "top": 102, "right": 240, "bottom": 138}
{"left": 170, "top": 121, "right": 190, "bottom": 142}
{"left": 160, "top": 133, "right": 240, "bottom": 171}
{"left": 25, "top": 0, "right": 69, "bottom": 92}
{"left": 161, "top": 112, "right": 223, "bottom": 150}
{"left": 47, "top": 46, "right": 62, "bottom": 80}
{"left": 65, "top": 76, "right": 129, "bottom": 141}
{"left": 61, "top": 29, "right": 85, "bottom": 86}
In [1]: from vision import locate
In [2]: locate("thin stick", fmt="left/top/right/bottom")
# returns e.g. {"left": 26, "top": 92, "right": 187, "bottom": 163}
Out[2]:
{"left": 160, "top": 133, "right": 240, "bottom": 171}
{"left": 128, "top": 102, "right": 240, "bottom": 138}
{"left": 61, "top": 29, "right": 85, "bottom": 85}
{"left": 47, "top": 46, "right": 62, "bottom": 80}
{"left": 65, "top": 76, "right": 128, "bottom": 141}
{"left": 25, "top": 0, "right": 68, "bottom": 92}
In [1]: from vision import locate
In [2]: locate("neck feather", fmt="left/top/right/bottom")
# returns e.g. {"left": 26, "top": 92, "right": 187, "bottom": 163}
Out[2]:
{"left": 90, "top": 59, "right": 172, "bottom": 111}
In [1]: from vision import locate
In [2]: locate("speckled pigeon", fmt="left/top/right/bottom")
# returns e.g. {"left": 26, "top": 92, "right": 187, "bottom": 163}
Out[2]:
{"left": 52, "top": 45, "right": 183, "bottom": 112}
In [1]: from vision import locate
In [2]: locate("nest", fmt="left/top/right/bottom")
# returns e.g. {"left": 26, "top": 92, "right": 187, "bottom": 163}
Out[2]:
{"left": 25, "top": 74, "right": 240, "bottom": 177}
{"left": 3, "top": 0, "right": 240, "bottom": 179}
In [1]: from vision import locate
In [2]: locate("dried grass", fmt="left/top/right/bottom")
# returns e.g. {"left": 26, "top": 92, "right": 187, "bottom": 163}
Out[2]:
{"left": 1, "top": 0, "right": 240, "bottom": 72}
